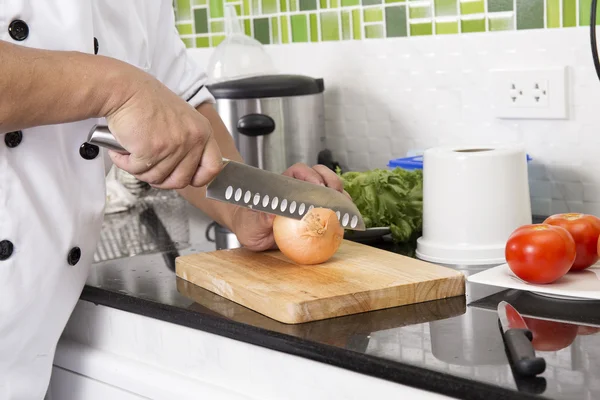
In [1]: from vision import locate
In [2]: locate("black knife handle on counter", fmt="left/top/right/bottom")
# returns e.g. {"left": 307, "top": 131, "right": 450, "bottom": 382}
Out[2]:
{"left": 499, "top": 322, "right": 546, "bottom": 377}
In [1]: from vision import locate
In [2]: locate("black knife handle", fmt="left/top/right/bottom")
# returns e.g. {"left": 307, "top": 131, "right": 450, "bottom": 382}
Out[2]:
{"left": 504, "top": 328, "right": 546, "bottom": 377}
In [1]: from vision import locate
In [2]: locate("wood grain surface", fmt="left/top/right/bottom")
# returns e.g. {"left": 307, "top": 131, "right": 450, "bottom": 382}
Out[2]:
{"left": 175, "top": 240, "right": 466, "bottom": 324}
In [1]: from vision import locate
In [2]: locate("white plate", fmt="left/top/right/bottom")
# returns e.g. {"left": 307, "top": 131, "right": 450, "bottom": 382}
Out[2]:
{"left": 474, "top": 304, "right": 600, "bottom": 327}
{"left": 467, "top": 263, "right": 600, "bottom": 301}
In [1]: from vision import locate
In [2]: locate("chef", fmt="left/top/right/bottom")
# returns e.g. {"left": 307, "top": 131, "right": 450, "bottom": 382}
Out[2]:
{"left": 0, "top": 1, "right": 344, "bottom": 399}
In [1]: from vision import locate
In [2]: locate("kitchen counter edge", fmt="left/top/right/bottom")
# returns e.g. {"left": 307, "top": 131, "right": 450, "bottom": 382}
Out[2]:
{"left": 80, "top": 284, "right": 548, "bottom": 400}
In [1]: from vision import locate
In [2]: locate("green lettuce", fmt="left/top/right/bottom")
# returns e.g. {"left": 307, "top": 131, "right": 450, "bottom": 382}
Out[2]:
{"left": 336, "top": 167, "right": 423, "bottom": 243}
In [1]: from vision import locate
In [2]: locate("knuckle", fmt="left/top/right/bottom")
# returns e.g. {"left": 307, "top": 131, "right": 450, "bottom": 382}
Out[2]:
{"left": 142, "top": 171, "right": 165, "bottom": 185}
{"left": 193, "top": 170, "right": 216, "bottom": 186}
{"left": 151, "top": 140, "right": 169, "bottom": 155}
{"left": 171, "top": 178, "right": 190, "bottom": 189}
{"left": 185, "top": 117, "right": 210, "bottom": 144}
{"left": 192, "top": 172, "right": 211, "bottom": 186}
{"left": 204, "top": 164, "right": 222, "bottom": 179}
{"left": 172, "top": 171, "right": 194, "bottom": 188}
{"left": 317, "top": 164, "right": 333, "bottom": 175}
{"left": 192, "top": 129, "right": 210, "bottom": 147}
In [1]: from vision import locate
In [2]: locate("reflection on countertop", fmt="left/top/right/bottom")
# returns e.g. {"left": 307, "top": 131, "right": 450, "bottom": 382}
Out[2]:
{"left": 86, "top": 198, "right": 600, "bottom": 400}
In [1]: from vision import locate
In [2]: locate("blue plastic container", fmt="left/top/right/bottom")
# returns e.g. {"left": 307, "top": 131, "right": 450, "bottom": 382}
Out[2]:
{"left": 387, "top": 154, "right": 533, "bottom": 171}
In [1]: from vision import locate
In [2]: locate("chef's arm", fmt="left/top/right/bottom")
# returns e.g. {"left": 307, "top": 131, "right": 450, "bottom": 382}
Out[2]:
{"left": 0, "top": 40, "right": 135, "bottom": 133}
{"left": 0, "top": 39, "right": 243, "bottom": 230}
{"left": 175, "top": 103, "right": 243, "bottom": 232}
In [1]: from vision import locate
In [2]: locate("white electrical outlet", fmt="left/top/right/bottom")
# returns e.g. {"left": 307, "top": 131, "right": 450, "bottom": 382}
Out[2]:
{"left": 491, "top": 66, "right": 569, "bottom": 119}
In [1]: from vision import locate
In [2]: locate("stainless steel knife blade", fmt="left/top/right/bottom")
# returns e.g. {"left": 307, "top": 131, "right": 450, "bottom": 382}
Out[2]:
{"left": 87, "top": 124, "right": 366, "bottom": 231}
{"left": 205, "top": 157, "right": 366, "bottom": 230}
{"left": 497, "top": 301, "right": 546, "bottom": 377}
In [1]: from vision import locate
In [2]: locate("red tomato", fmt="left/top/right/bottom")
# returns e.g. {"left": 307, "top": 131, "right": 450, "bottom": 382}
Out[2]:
{"left": 505, "top": 224, "right": 576, "bottom": 284}
{"left": 544, "top": 213, "right": 600, "bottom": 271}
{"left": 523, "top": 317, "right": 578, "bottom": 351}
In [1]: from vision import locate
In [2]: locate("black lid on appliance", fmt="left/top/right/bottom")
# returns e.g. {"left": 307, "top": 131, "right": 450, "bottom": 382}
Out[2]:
{"left": 206, "top": 74, "right": 325, "bottom": 99}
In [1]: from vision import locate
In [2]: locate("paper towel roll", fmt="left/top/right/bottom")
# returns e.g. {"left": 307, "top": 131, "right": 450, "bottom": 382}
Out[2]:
{"left": 416, "top": 144, "right": 532, "bottom": 265}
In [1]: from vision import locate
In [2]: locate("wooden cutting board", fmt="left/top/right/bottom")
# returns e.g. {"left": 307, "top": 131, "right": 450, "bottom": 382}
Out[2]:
{"left": 175, "top": 240, "right": 465, "bottom": 324}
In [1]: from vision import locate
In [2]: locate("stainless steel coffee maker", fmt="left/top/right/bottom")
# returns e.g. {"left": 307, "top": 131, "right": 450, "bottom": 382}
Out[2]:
{"left": 206, "top": 74, "right": 326, "bottom": 172}
{"left": 204, "top": 74, "right": 329, "bottom": 250}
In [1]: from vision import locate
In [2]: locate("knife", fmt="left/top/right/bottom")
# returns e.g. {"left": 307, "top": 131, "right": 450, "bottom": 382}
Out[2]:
{"left": 497, "top": 300, "right": 546, "bottom": 377}
{"left": 87, "top": 125, "right": 366, "bottom": 231}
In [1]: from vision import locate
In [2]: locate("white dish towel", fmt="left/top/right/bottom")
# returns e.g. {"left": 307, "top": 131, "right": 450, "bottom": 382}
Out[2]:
{"left": 104, "top": 166, "right": 138, "bottom": 214}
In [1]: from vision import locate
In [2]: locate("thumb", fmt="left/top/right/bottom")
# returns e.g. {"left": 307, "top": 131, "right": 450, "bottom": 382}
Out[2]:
{"left": 233, "top": 208, "right": 277, "bottom": 252}
{"left": 108, "top": 150, "right": 130, "bottom": 171}
{"left": 257, "top": 211, "right": 275, "bottom": 230}
{"left": 235, "top": 208, "right": 274, "bottom": 233}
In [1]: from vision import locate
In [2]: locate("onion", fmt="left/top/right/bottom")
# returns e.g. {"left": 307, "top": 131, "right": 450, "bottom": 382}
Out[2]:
{"left": 273, "top": 207, "right": 344, "bottom": 265}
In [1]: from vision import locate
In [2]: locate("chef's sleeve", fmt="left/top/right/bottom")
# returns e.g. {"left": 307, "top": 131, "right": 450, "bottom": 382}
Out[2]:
{"left": 149, "top": 2, "right": 215, "bottom": 108}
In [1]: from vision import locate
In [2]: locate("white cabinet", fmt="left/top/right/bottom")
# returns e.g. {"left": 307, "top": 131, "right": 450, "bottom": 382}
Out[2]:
{"left": 50, "top": 300, "right": 452, "bottom": 400}
{"left": 48, "top": 367, "right": 147, "bottom": 400}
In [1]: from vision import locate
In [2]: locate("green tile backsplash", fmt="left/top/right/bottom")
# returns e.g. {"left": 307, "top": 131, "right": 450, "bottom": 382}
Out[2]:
{"left": 173, "top": 0, "right": 598, "bottom": 47}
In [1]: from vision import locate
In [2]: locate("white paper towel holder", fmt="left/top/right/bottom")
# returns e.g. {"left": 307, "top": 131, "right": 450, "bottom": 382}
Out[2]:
{"left": 415, "top": 144, "right": 532, "bottom": 266}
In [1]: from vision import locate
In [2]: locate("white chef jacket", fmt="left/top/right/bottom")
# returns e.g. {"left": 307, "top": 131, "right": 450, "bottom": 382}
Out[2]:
{"left": 0, "top": 1, "right": 214, "bottom": 399}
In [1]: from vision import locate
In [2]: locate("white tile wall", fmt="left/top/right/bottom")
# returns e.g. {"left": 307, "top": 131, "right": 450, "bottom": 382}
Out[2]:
{"left": 188, "top": 27, "right": 600, "bottom": 217}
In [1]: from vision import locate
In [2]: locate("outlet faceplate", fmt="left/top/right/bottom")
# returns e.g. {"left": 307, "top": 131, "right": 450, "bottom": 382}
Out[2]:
{"left": 491, "top": 66, "right": 569, "bottom": 119}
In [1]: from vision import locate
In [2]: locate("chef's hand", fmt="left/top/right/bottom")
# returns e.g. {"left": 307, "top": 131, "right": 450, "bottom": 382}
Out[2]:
{"left": 104, "top": 71, "right": 223, "bottom": 190}
{"left": 231, "top": 163, "right": 349, "bottom": 251}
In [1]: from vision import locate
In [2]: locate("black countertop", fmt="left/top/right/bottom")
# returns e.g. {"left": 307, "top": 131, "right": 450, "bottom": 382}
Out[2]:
{"left": 82, "top": 194, "right": 600, "bottom": 400}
